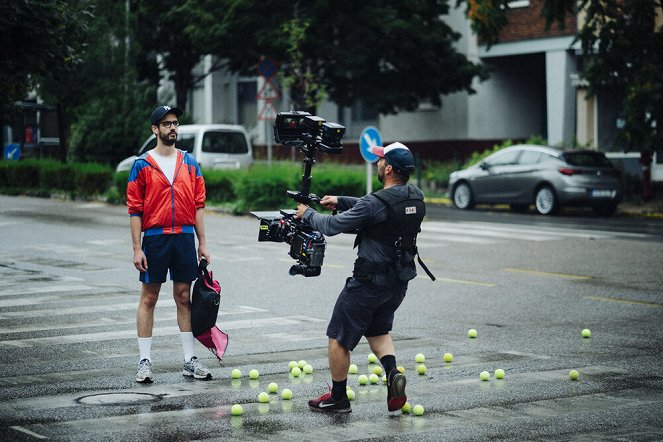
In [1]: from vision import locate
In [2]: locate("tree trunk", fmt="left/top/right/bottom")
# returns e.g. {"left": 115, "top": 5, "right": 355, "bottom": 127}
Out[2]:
{"left": 640, "top": 150, "right": 653, "bottom": 201}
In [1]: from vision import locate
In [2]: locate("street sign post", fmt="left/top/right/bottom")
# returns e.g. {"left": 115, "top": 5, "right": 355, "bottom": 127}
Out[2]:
{"left": 359, "top": 126, "right": 382, "bottom": 194}
{"left": 256, "top": 58, "right": 280, "bottom": 165}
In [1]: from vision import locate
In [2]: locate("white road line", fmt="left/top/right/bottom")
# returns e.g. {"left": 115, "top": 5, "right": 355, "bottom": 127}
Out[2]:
{"left": 0, "top": 315, "right": 324, "bottom": 347}
{"left": 421, "top": 224, "right": 565, "bottom": 241}
{"left": 9, "top": 426, "right": 48, "bottom": 440}
{"left": 0, "top": 284, "right": 96, "bottom": 297}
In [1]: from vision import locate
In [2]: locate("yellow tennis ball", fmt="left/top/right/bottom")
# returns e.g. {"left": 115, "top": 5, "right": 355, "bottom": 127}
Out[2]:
{"left": 231, "top": 369, "right": 242, "bottom": 379}
{"left": 468, "top": 329, "right": 477, "bottom": 338}
{"left": 369, "top": 373, "right": 379, "bottom": 384}
{"left": 382, "top": 375, "right": 387, "bottom": 383}
{"left": 480, "top": 370, "right": 490, "bottom": 381}
{"left": 249, "top": 369, "right": 259, "bottom": 380}
{"left": 372, "top": 366, "right": 383, "bottom": 376}
{"left": 582, "top": 328, "right": 591, "bottom": 338}
{"left": 358, "top": 374, "right": 368, "bottom": 385}
{"left": 258, "top": 392, "right": 269, "bottom": 403}
{"left": 416, "top": 364, "right": 427, "bottom": 375}
{"left": 346, "top": 389, "right": 355, "bottom": 400}
{"left": 443, "top": 352, "right": 453, "bottom": 363}
{"left": 281, "top": 388, "right": 293, "bottom": 399}
{"left": 569, "top": 369, "right": 579, "bottom": 380}
{"left": 288, "top": 360, "right": 297, "bottom": 370}
{"left": 415, "top": 353, "right": 425, "bottom": 363}
{"left": 412, "top": 404, "right": 425, "bottom": 416}
{"left": 368, "top": 353, "right": 378, "bottom": 363}
{"left": 348, "top": 364, "right": 358, "bottom": 374}
{"left": 297, "top": 360, "right": 307, "bottom": 369}
{"left": 267, "top": 382, "right": 278, "bottom": 393}
{"left": 290, "top": 367, "right": 301, "bottom": 377}
{"left": 303, "top": 364, "right": 313, "bottom": 374}
{"left": 230, "top": 404, "right": 243, "bottom": 416}
{"left": 397, "top": 366, "right": 405, "bottom": 374}
{"left": 494, "top": 368, "right": 505, "bottom": 379}
{"left": 401, "top": 402, "right": 411, "bottom": 413}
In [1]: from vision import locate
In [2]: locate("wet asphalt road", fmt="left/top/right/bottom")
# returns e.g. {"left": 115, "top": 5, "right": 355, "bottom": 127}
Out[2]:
{"left": 0, "top": 195, "right": 662, "bottom": 441}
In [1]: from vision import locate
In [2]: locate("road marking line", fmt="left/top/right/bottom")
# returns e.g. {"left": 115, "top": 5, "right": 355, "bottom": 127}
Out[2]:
{"left": 0, "top": 284, "right": 96, "bottom": 297}
{"left": 503, "top": 268, "right": 591, "bottom": 280}
{"left": 586, "top": 296, "right": 663, "bottom": 308}
{"left": 422, "top": 276, "right": 496, "bottom": 287}
{"left": 9, "top": 426, "right": 48, "bottom": 439}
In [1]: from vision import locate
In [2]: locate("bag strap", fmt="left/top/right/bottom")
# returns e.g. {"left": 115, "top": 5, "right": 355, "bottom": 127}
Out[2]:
{"left": 416, "top": 249, "right": 436, "bottom": 281}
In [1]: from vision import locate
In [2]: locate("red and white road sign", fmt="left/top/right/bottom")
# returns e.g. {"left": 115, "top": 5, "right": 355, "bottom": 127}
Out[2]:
{"left": 258, "top": 100, "right": 278, "bottom": 121}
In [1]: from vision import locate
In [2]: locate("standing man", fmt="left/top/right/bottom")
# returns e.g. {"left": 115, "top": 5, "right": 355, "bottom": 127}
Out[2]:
{"left": 295, "top": 142, "right": 430, "bottom": 413}
{"left": 127, "top": 105, "right": 211, "bottom": 383}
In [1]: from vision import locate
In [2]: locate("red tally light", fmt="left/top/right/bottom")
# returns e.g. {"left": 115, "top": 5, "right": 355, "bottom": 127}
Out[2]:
{"left": 558, "top": 167, "right": 582, "bottom": 176}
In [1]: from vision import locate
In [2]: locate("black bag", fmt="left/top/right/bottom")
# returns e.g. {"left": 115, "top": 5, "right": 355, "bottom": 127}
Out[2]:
{"left": 191, "top": 258, "right": 221, "bottom": 337}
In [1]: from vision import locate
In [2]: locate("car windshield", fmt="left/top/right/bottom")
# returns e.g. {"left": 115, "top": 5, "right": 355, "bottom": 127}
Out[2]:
{"left": 202, "top": 131, "right": 248, "bottom": 154}
{"left": 563, "top": 152, "right": 613, "bottom": 168}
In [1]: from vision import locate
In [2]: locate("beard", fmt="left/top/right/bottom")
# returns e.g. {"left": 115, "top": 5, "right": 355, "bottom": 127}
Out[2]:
{"left": 159, "top": 130, "right": 177, "bottom": 146}
{"left": 377, "top": 164, "right": 385, "bottom": 183}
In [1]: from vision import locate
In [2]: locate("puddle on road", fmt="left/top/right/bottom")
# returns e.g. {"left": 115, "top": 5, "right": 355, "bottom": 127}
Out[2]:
{"left": 77, "top": 392, "right": 162, "bottom": 406}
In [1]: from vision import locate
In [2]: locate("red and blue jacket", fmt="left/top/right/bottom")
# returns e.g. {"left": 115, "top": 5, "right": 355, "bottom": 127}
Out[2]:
{"left": 127, "top": 149, "right": 206, "bottom": 235}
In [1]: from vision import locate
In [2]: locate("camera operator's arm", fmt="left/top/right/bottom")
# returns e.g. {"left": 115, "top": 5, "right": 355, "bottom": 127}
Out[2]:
{"left": 296, "top": 197, "right": 375, "bottom": 236}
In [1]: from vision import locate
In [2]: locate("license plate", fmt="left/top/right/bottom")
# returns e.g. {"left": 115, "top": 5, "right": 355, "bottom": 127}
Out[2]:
{"left": 591, "top": 189, "right": 613, "bottom": 198}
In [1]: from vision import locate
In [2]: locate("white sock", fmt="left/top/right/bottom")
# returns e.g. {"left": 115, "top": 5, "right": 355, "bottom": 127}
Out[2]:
{"left": 180, "top": 332, "right": 195, "bottom": 362}
{"left": 137, "top": 337, "right": 152, "bottom": 362}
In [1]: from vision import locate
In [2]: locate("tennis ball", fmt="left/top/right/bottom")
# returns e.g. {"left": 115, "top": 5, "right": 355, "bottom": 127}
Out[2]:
{"left": 291, "top": 367, "right": 301, "bottom": 377}
{"left": 281, "top": 388, "right": 293, "bottom": 399}
{"left": 480, "top": 370, "right": 490, "bottom": 381}
{"left": 267, "top": 382, "right": 278, "bottom": 393}
{"left": 582, "top": 328, "right": 591, "bottom": 338}
{"left": 494, "top": 368, "right": 505, "bottom": 379}
{"left": 249, "top": 369, "right": 259, "bottom": 380}
{"left": 468, "top": 329, "right": 478, "bottom": 338}
{"left": 303, "top": 364, "right": 313, "bottom": 374}
{"left": 348, "top": 364, "right": 358, "bottom": 374}
{"left": 443, "top": 352, "right": 453, "bottom": 363}
{"left": 416, "top": 364, "right": 427, "bottom": 375}
{"left": 382, "top": 375, "right": 387, "bottom": 383}
{"left": 358, "top": 374, "right": 369, "bottom": 385}
{"left": 397, "top": 366, "right": 405, "bottom": 374}
{"left": 230, "top": 404, "right": 243, "bottom": 416}
{"left": 369, "top": 373, "right": 379, "bottom": 384}
{"left": 401, "top": 402, "right": 411, "bottom": 414}
{"left": 298, "top": 360, "right": 307, "bottom": 369}
{"left": 372, "top": 366, "right": 383, "bottom": 376}
{"left": 288, "top": 360, "right": 298, "bottom": 370}
{"left": 368, "top": 353, "right": 378, "bottom": 363}
{"left": 415, "top": 353, "right": 425, "bottom": 363}
{"left": 258, "top": 392, "right": 269, "bottom": 403}
{"left": 346, "top": 389, "right": 355, "bottom": 400}
{"left": 569, "top": 369, "right": 579, "bottom": 380}
{"left": 231, "top": 368, "right": 242, "bottom": 379}
{"left": 412, "top": 404, "right": 425, "bottom": 416}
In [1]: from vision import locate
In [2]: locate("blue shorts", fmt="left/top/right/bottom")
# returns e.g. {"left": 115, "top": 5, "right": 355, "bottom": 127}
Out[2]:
{"left": 140, "top": 233, "right": 198, "bottom": 284}
{"left": 326, "top": 276, "right": 408, "bottom": 351}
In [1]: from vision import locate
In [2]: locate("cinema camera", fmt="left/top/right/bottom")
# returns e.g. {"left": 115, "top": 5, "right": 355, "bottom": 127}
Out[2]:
{"left": 251, "top": 111, "right": 345, "bottom": 277}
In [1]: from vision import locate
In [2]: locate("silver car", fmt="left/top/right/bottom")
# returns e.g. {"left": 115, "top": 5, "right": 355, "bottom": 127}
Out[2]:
{"left": 448, "top": 144, "right": 622, "bottom": 215}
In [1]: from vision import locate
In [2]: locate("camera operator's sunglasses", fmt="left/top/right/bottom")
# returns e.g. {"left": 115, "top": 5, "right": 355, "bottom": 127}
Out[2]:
{"left": 159, "top": 120, "right": 180, "bottom": 128}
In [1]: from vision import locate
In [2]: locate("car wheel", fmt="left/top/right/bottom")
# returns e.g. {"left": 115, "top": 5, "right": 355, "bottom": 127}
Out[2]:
{"left": 452, "top": 182, "right": 475, "bottom": 210}
{"left": 592, "top": 204, "right": 617, "bottom": 216}
{"left": 534, "top": 185, "right": 558, "bottom": 215}
{"left": 509, "top": 204, "right": 529, "bottom": 213}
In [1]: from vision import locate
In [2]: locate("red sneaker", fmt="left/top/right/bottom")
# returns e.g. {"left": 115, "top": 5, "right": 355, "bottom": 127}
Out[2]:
{"left": 387, "top": 372, "right": 407, "bottom": 412}
{"left": 308, "top": 391, "right": 351, "bottom": 413}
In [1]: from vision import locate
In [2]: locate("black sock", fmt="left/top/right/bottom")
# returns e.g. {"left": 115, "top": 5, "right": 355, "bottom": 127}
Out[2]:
{"left": 380, "top": 354, "right": 397, "bottom": 377}
{"left": 331, "top": 379, "right": 347, "bottom": 400}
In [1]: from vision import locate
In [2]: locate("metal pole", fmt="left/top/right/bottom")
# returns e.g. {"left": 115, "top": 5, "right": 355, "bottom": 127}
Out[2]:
{"left": 366, "top": 161, "right": 373, "bottom": 194}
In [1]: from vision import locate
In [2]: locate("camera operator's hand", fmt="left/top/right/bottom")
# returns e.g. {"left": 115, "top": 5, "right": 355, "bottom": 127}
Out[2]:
{"left": 319, "top": 195, "right": 338, "bottom": 211}
{"left": 295, "top": 203, "right": 310, "bottom": 219}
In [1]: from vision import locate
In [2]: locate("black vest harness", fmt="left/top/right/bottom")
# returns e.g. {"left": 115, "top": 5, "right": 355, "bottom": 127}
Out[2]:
{"left": 354, "top": 185, "right": 435, "bottom": 281}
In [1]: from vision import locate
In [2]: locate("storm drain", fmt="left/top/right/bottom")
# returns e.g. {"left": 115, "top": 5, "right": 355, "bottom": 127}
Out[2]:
{"left": 76, "top": 392, "right": 162, "bottom": 406}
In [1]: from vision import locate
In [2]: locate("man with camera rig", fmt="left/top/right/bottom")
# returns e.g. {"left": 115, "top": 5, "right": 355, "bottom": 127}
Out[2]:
{"left": 295, "top": 142, "right": 429, "bottom": 414}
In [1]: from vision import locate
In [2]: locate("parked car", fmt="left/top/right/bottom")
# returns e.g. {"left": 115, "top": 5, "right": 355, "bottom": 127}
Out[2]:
{"left": 448, "top": 144, "right": 622, "bottom": 215}
{"left": 116, "top": 124, "right": 253, "bottom": 172}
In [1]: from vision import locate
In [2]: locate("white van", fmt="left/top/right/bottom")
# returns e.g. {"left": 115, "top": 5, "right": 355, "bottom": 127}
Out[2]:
{"left": 116, "top": 124, "right": 253, "bottom": 172}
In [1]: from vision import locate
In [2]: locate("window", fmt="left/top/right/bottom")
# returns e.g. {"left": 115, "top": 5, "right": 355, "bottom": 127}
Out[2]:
{"left": 202, "top": 131, "right": 248, "bottom": 154}
{"left": 486, "top": 150, "right": 520, "bottom": 166}
{"left": 518, "top": 150, "right": 543, "bottom": 164}
{"left": 563, "top": 152, "right": 612, "bottom": 167}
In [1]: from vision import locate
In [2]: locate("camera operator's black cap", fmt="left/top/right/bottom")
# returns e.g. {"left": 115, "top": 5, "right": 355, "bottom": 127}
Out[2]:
{"left": 370, "top": 142, "right": 416, "bottom": 175}
{"left": 150, "top": 105, "right": 183, "bottom": 126}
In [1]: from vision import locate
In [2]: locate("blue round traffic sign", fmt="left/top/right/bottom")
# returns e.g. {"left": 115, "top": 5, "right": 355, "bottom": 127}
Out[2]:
{"left": 359, "top": 127, "right": 381, "bottom": 163}
{"left": 3, "top": 143, "right": 20, "bottom": 160}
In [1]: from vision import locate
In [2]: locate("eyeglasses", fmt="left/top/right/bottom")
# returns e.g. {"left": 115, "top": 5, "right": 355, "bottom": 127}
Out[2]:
{"left": 159, "top": 120, "right": 180, "bottom": 128}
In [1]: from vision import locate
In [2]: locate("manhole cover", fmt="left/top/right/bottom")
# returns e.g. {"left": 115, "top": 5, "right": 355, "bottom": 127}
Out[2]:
{"left": 76, "top": 392, "right": 162, "bottom": 405}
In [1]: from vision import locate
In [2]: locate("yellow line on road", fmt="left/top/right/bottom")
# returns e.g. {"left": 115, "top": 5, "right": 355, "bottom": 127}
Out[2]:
{"left": 586, "top": 295, "right": 663, "bottom": 308}
{"left": 423, "top": 276, "right": 496, "bottom": 287}
{"left": 503, "top": 268, "right": 591, "bottom": 280}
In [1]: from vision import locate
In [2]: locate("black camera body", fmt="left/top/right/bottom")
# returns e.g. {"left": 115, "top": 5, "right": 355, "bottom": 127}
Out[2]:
{"left": 251, "top": 111, "right": 346, "bottom": 277}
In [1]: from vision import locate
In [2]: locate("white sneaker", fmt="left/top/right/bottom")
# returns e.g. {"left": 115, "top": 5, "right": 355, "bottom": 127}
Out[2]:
{"left": 136, "top": 359, "right": 153, "bottom": 383}
{"left": 183, "top": 356, "right": 211, "bottom": 380}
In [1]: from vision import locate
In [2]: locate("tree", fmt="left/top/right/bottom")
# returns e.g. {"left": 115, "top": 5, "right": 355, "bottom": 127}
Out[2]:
{"left": 182, "top": 0, "right": 488, "bottom": 113}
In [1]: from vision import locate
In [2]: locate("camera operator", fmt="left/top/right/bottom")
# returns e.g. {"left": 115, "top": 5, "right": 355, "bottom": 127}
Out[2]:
{"left": 295, "top": 142, "right": 427, "bottom": 414}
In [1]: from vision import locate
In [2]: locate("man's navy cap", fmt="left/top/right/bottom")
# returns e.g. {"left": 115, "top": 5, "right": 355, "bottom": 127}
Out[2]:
{"left": 150, "top": 105, "right": 183, "bottom": 126}
{"left": 369, "top": 142, "right": 416, "bottom": 175}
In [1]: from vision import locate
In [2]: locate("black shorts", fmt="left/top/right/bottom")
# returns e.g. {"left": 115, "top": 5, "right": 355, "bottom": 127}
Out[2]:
{"left": 326, "top": 276, "right": 408, "bottom": 351}
{"left": 140, "top": 233, "right": 197, "bottom": 284}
